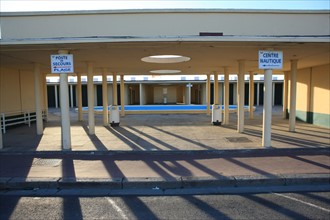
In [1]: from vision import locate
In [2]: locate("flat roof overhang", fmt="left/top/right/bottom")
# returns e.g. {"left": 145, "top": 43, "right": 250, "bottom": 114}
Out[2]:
{"left": 1, "top": 36, "right": 329, "bottom": 75}
{"left": 1, "top": 9, "right": 329, "bottom": 75}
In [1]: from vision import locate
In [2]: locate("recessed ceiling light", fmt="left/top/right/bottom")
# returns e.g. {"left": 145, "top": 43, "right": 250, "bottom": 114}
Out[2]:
{"left": 150, "top": 70, "right": 182, "bottom": 74}
{"left": 141, "top": 55, "right": 191, "bottom": 63}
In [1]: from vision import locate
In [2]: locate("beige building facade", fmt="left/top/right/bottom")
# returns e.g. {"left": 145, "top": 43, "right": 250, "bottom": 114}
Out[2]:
{"left": 0, "top": 9, "right": 329, "bottom": 149}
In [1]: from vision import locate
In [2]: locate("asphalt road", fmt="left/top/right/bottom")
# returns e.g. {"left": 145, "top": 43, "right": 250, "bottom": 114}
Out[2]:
{"left": 1, "top": 191, "right": 329, "bottom": 219}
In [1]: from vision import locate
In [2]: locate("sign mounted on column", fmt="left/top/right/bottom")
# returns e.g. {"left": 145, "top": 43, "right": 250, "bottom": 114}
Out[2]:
{"left": 51, "top": 54, "right": 74, "bottom": 73}
{"left": 258, "top": 51, "right": 283, "bottom": 69}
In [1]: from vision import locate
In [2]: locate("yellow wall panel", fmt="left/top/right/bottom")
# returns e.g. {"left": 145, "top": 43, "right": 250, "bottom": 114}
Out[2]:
{"left": 296, "top": 68, "right": 311, "bottom": 112}
{"left": 311, "top": 64, "right": 330, "bottom": 115}
{"left": 0, "top": 68, "right": 21, "bottom": 113}
{"left": 20, "top": 70, "right": 35, "bottom": 112}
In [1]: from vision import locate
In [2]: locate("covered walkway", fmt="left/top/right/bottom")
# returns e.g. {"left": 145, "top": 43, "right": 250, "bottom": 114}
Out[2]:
{"left": 2, "top": 107, "right": 329, "bottom": 152}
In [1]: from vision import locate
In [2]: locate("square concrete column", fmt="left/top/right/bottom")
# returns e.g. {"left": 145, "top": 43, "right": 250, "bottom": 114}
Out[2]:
{"left": 0, "top": 117, "right": 3, "bottom": 149}
{"left": 213, "top": 72, "right": 219, "bottom": 104}
{"left": 54, "top": 85, "right": 58, "bottom": 108}
{"left": 139, "top": 83, "right": 145, "bottom": 105}
{"left": 289, "top": 60, "right": 298, "bottom": 132}
{"left": 58, "top": 50, "right": 71, "bottom": 149}
{"left": 43, "top": 73, "right": 48, "bottom": 122}
{"left": 223, "top": 67, "right": 230, "bottom": 125}
{"left": 76, "top": 73, "right": 83, "bottom": 121}
{"left": 262, "top": 69, "right": 273, "bottom": 148}
{"left": 249, "top": 71, "right": 255, "bottom": 119}
{"left": 237, "top": 60, "right": 245, "bottom": 133}
{"left": 34, "top": 63, "right": 43, "bottom": 135}
{"left": 87, "top": 62, "right": 95, "bottom": 135}
{"left": 113, "top": 73, "right": 118, "bottom": 105}
{"left": 102, "top": 68, "right": 109, "bottom": 126}
{"left": 206, "top": 74, "right": 211, "bottom": 115}
{"left": 283, "top": 71, "right": 289, "bottom": 119}
{"left": 120, "top": 75, "right": 125, "bottom": 116}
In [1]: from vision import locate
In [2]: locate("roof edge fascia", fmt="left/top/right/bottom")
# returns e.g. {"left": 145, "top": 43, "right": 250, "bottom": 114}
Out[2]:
{"left": 1, "top": 9, "right": 329, "bottom": 17}
{"left": 1, "top": 36, "right": 329, "bottom": 46}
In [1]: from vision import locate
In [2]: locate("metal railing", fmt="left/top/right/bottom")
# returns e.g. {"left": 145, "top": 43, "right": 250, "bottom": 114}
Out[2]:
{"left": 0, "top": 110, "right": 47, "bottom": 134}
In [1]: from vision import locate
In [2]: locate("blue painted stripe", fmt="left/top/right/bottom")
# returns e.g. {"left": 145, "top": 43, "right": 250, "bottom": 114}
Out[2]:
{"left": 82, "top": 105, "right": 253, "bottom": 111}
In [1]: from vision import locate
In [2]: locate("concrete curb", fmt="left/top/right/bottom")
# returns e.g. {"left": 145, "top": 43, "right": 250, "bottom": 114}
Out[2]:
{"left": 1, "top": 174, "right": 329, "bottom": 191}
{"left": 0, "top": 148, "right": 329, "bottom": 156}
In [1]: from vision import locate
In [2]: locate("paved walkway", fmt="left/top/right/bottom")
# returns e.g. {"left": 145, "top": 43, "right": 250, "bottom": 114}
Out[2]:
{"left": 1, "top": 107, "right": 330, "bottom": 151}
{"left": 0, "top": 107, "right": 329, "bottom": 193}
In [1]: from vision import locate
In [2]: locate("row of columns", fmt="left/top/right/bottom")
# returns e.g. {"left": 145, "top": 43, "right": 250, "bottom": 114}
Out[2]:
{"left": 209, "top": 59, "right": 298, "bottom": 147}
{"left": 0, "top": 52, "right": 299, "bottom": 150}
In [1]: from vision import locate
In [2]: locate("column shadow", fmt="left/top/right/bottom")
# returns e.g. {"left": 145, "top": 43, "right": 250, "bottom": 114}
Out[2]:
{"left": 127, "top": 126, "right": 179, "bottom": 150}
{"left": 82, "top": 125, "right": 108, "bottom": 151}
{"left": 183, "top": 195, "right": 230, "bottom": 219}
{"left": 61, "top": 155, "right": 83, "bottom": 220}
{"left": 149, "top": 126, "right": 215, "bottom": 150}
{"left": 243, "top": 194, "right": 310, "bottom": 219}
{"left": 121, "top": 196, "right": 158, "bottom": 219}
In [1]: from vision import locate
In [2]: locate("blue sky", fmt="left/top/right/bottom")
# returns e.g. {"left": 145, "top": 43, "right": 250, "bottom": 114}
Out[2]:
{"left": 0, "top": 0, "right": 329, "bottom": 12}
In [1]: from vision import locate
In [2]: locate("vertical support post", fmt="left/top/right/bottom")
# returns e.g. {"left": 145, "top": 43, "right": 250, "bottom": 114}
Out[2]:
{"left": 0, "top": 116, "right": 3, "bottom": 149}
{"left": 214, "top": 72, "right": 219, "bottom": 104}
{"left": 69, "top": 84, "right": 74, "bottom": 108}
{"left": 54, "top": 85, "right": 58, "bottom": 108}
{"left": 87, "top": 62, "right": 95, "bottom": 135}
{"left": 120, "top": 74, "right": 125, "bottom": 116}
{"left": 139, "top": 83, "right": 143, "bottom": 105}
{"left": 76, "top": 73, "right": 83, "bottom": 121}
{"left": 113, "top": 73, "right": 118, "bottom": 105}
{"left": 34, "top": 63, "right": 43, "bottom": 135}
{"left": 59, "top": 50, "right": 71, "bottom": 149}
{"left": 206, "top": 74, "right": 211, "bottom": 115}
{"left": 237, "top": 60, "right": 245, "bottom": 133}
{"left": 289, "top": 59, "right": 298, "bottom": 132}
{"left": 262, "top": 69, "right": 273, "bottom": 148}
{"left": 187, "top": 83, "right": 192, "bottom": 105}
{"left": 272, "top": 82, "right": 275, "bottom": 106}
{"left": 249, "top": 71, "right": 254, "bottom": 119}
{"left": 223, "top": 67, "right": 230, "bottom": 125}
{"left": 43, "top": 73, "right": 48, "bottom": 121}
{"left": 283, "top": 71, "right": 289, "bottom": 119}
{"left": 102, "top": 68, "right": 109, "bottom": 126}
{"left": 257, "top": 83, "right": 260, "bottom": 106}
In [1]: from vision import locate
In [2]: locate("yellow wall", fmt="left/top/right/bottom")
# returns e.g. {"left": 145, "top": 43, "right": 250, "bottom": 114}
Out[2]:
{"left": 296, "top": 68, "right": 311, "bottom": 113}
{"left": 0, "top": 68, "right": 21, "bottom": 113}
{"left": 0, "top": 67, "right": 48, "bottom": 114}
{"left": 20, "top": 70, "right": 36, "bottom": 111}
{"left": 289, "top": 64, "right": 330, "bottom": 127}
{"left": 311, "top": 64, "right": 330, "bottom": 115}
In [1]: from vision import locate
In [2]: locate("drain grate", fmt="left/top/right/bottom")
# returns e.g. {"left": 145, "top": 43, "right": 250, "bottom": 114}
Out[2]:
{"left": 225, "top": 137, "right": 252, "bottom": 143}
{"left": 32, "top": 158, "right": 62, "bottom": 167}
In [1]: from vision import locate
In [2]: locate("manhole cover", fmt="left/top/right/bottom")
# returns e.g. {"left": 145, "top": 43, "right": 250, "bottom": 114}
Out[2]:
{"left": 32, "top": 158, "right": 62, "bottom": 167}
{"left": 225, "top": 137, "right": 252, "bottom": 143}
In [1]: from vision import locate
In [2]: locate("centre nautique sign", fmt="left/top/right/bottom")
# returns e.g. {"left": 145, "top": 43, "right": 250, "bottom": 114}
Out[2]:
{"left": 51, "top": 54, "right": 74, "bottom": 74}
{"left": 258, "top": 50, "right": 283, "bottom": 69}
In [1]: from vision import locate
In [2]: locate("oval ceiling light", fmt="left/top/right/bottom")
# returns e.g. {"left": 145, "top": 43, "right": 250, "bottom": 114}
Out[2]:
{"left": 141, "top": 55, "right": 191, "bottom": 63}
{"left": 150, "top": 70, "right": 181, "bottom": 74}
